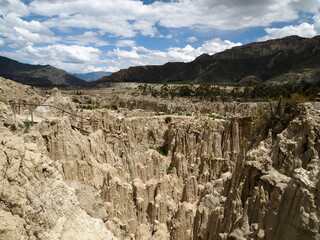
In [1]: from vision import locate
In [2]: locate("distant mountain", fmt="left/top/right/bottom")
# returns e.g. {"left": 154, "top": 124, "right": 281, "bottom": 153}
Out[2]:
{"left": 0, "top": 56, "right": 86, "bottom": 86}
{"left": 91, "top": 35, "right": 320, "bottom": 86}
{"left": 73, "top": 71, "right": 112, "bottom": 82}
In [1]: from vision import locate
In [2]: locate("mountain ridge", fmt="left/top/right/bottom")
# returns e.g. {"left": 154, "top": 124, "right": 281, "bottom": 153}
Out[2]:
{"left": 91, "top": 35, "right": 320, "bottom": 86}
{"left": 0, "top": 56, "right": 86, "bottom": 86}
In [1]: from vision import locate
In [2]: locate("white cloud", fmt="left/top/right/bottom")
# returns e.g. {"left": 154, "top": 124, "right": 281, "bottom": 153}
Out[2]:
{"left": 153, "top": 0, "right": 299, "bottom": 30}
{"left": 30, "top": 0, "right": 156, "bottom": 37}
{"left": 26, "top": 0, "right": 320, "bottom": 38}
{"left": 64, "top": 31, "right": 109, "bottom": 47}
{"left": 0, "top": 0, "right": 29, "bottom": 17}
{"left": 82, "top": 65, "right": 115, "bottom": 73}
{"left": 187, "top": 36, "right": 198, "bottom": 43}
{"left": 0, "top": 0, "right": 319, "bottom": 75}
{"left": 314, "top": 13, "right": 320, "bottom": 33}
{"left": 116, "top": 40, "right": 136, "bottom": 47}
{"left": 1, "top": 44, "right": 103, "bottom": 73}
{"left": 105, "top": 38, "right": 242, "bottom": 71}
{"left": 0, "top": 13, "right": 57, "bottom": 47}
{"left": 258, "top": 22, "right": 318, "bottom": 41}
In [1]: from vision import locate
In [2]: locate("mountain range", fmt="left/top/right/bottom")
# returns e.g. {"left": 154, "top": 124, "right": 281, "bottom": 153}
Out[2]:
{"left": 1, "top": 35, "right": 320, "bottom": 88}
{"left": 93, "top": 35, "right": 320, "bottom": 86}
{"left": 73, "top": 71, "right": 112, "bottom": 82}
{"left": 0, "top": 56, "right": 86, "bottom": 86}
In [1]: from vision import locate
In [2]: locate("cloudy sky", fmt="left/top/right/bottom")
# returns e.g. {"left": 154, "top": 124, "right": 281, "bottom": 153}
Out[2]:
{"left": 0, "top": 0, "right": 319, "bottom": 74}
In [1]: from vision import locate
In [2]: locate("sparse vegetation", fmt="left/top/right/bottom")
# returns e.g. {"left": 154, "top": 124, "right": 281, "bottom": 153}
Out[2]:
{"left": 148, "top": 129, "right": 156, "bottom": 142}
{"left": 252, "top": 95, "right": 303, "bottom": 144}
{"left": 137, "top": 81, "right": 320, "bottom": 102}
{"left": 208, "top": 113, "right": 224, "bottom": 119}
{"left": 166, "top": 166, "right": 174, "bottom": 174}
{"left": 77, "top": 105, "right": 100, "bottom": 110}
{"left": 165, "top": 116, "right": 172, "bottom": 124}
{"left": 23, "top": 121, "right": 32, "bottom": 133}
{"left": 110, "top": 105, "right": 118, "bottom": 111}
{"left": 148, "top": 146, "right": 167, "bottom": 156}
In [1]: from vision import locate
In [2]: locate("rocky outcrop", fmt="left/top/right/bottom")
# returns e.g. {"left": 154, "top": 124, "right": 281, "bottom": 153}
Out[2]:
{"left": 192, "top": 104, "right": 320, "bottom": 240}
{"left": 1, "top": 78, "right": 319, "bottom": 239}
{"left": 77, "top": 93, "right": 261, "bottom": 118}
{"left": 93, "top": 35, "right": 320, "bottom": 85}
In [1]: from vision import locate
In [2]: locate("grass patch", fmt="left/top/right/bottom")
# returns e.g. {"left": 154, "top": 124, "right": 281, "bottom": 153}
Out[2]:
{"left": 77, "top": 105, "right": 100, "bottom": 110}
{"left": 208, "top": 113, "right": 224, "bottom": 119}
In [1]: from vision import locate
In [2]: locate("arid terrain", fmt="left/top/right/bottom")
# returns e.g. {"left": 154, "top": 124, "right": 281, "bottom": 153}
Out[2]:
{"left": 1, "top": 76, "right": 320, "bottom": 240}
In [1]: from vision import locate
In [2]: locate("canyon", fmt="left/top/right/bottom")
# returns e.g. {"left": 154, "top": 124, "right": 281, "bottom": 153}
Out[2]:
{"left": 1, "top": 77, "right": 320, "bottom": 240}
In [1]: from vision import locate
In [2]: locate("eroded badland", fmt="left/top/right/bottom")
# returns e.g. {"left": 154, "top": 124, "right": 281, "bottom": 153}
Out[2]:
{"left": 1, "top": 77, "right": 320, "bottom": 240}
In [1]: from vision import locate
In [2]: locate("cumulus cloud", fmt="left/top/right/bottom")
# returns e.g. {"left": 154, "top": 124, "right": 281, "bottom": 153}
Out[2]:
{"left": 1, "top": 0, "right": 319, "bottom": 74}
{"left": 0, "top": 13, "right": 57, "bottom": 47}
{"left": 258, "top": 21, "right": 319, "bottom": 41}
{"left": 187, "top": 36, "right": 198, "bottom": 43}
{"left": 64, "top": 31, "right": 109, "bottom": 47}
{"left": 26, "top": 0, "right": 319, "bottom": 37}
{"left": 153, "top": 0, "right": 299, "bottom": 30}
{"left": 81, "top": 65, "right": 116, "bottom": 73}
{"left": 1, "top": 44, "right": 102, "bottom": 73}
{"left": 30, "top": 0, "right": 156, "bottom": 37}
{"left": 314, "top": 13, "right": 320, "bottom": 33}
{"left": 116, "top": 40, "right": 136, "bottom": 47}
{"left": 105, "top": 38, "right": 242, "bottom": 71}
{"left": 0, "top": 0, "right": 29, "bottom": 17}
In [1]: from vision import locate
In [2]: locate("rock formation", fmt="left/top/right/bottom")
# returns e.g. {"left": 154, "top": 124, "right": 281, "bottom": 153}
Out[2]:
{"left": 0, "top": 77, "right": 319, "bottom": 239}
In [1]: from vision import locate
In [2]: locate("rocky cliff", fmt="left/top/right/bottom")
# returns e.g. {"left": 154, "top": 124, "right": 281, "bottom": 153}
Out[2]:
{"left": 0, "top": 56, "right": 86, "bottom": 86}
{"left": 1, "top": 77, "right": 319, "bottom": 239}
{"left": 93, "top": 35, "right": 320, "bottom": 86}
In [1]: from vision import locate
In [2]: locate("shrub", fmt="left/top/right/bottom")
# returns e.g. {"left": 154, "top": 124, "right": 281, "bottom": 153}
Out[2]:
{"left": 110, "top": 105, "right": 118, "bottom": 110}
{"left": 24, "top": 121, "right": 32, "bottom": 133}
{"left": 166, "top": 166, "right": 174, "bottom": 174}
{"left": 165, "top": 116, "right": 172, "bottom": 124}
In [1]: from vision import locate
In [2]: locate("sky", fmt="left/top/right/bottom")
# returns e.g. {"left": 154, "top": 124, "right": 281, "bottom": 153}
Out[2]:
{"left": 0, "top": 0, "right": 319, "bottom": 74}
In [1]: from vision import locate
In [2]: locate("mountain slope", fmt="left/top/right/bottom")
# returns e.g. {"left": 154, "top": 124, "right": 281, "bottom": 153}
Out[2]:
{"left": 73, "top": 71, "right": 112, "bottom": 82}
{"left": 93, "top": 35, "right": 320, "bottom": 86}
{"left": 0, "top": 56, "right": 86, "bottom": 86}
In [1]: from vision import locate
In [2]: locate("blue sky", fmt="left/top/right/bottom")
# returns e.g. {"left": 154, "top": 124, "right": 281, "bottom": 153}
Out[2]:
{"left": 0, "top": 0, "right": 319, "bottom": 73}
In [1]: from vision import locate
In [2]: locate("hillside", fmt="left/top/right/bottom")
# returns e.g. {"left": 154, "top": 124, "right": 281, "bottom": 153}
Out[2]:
{"left": 0, "top": 56, "right": 86, "bottom": 86}
{"left": 93, "top": 35, "right": 320, "bottom": 86}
